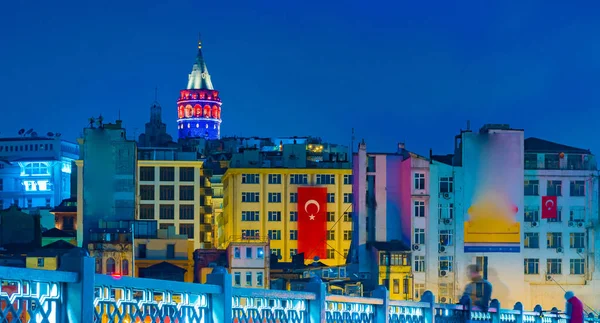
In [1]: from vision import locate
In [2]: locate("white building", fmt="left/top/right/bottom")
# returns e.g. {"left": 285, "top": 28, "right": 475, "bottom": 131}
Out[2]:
{"left": 426, "top": 124, "right": 599, "bottom": 309}
{"left": 0, "top": 135, "right": 79, "bottom": 210}
{"left": 227, "top": 241, "right": 270, "bottom": 289}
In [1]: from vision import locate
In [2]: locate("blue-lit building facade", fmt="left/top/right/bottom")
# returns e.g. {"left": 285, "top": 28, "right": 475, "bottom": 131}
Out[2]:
{"left": 177, "top": 39, "right": 222, "bottom": 140}
{"left": 0, "top": 136, "right": 79, "bottom": 210}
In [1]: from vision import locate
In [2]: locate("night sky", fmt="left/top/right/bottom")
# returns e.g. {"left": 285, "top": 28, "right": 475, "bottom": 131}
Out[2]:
{"left": 1, "top": 1, "right": 599, "bottom": 157}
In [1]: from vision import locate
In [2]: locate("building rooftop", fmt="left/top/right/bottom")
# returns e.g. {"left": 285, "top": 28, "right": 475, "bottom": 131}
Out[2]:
{"left": 367, "top": 240, "right": 411, "bottom": 252}
{"left": 524, "top": 137, "right": 591, "bottom": 154}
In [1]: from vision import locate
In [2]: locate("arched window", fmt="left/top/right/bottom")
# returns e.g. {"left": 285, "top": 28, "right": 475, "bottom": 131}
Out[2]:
{"left": 95, "top": 257, "right": 103, "bottom": 274}
{"left": 106, "top": 258, "right": 116, "bottom": 274}
{"left": 122, "top": 259, "right": 129, "bottom": 276}
{"left": 22, "top": 162, "right": 49, "bottom": 176}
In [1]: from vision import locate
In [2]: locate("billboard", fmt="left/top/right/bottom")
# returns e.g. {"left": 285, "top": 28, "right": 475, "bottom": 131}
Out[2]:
{"left": 462, "top": 130, "right": 523, "bottom": 253}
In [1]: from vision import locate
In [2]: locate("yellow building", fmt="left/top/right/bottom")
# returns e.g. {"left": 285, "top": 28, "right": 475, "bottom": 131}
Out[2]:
{"left": 134, "top": 234, "right": 195, "bottom": 282}
{"left": 222, "top": 168, "right": 353, "bottom": 267}
{"left": 371, "top": 242, "right": 413, "bottom": 301}
{"left": 137, "top": 157, "right": 213, "bottom": 250}
{"left": 26, "top": 240, "right": 76, "bottom": 271}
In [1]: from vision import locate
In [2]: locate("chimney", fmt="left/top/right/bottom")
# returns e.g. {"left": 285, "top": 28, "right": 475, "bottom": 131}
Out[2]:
{"left": 398, "top": 142, "right": 405, "bottom": 152}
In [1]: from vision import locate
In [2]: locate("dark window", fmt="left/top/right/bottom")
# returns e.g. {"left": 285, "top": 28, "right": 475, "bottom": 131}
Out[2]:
{"left": 159, "top": 205, "right": 175, "bottom": 219}
{"left": 179, "top": 186, "right": 195, "bottom": 201}
{"left": 159, "top": 167, "right": 175, "bottom": 181}
{"left": 167, "top": 244, "right": 175, "bottom": 258}
{"left": 159, "top": 185, "right": 175, "bottom": 200}
{"left": 179, "top": 167, "right": 195, "bottom": 182}
{"left": 570, "top": 181, "right": 585, "bottom": 197}
{"left": 140, "top": 185, "right": 155, "bottom": 200}
{"left": 139, "top": 167, "right": 155, "bottom": 181}
{"left": 139, "top": 204, "right": 155, "bottom": 219}
{"left": 179, "top": 205, "right": 194, "bottom": 219}
{"left": 179, "top": 223, "right": 194, "bottom": 239}
{"left": 138, "top": 244, "right": 147, "bottom": 258}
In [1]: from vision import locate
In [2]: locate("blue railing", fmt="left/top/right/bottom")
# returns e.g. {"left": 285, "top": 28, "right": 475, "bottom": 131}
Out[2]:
{"left": 0, "top": 251, "right": 599, "bottom": 323}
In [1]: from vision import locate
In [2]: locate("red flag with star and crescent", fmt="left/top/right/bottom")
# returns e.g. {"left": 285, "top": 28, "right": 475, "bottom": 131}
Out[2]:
{"left": 542, "top": 196, "right": 557, "bottom": 219}
{"left": 297, "top": 186, "right": 328, "bottom": 260}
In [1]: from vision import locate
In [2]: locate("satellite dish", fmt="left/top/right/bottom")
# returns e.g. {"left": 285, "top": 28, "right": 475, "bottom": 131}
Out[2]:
{"left": 47, "top": 132, "right": 54, "bottom": 137}
{"left": 18, "top": 129, "right": 25, "bottom": 135}
{"left": 25, "top": 129, "right": 33, "bottom": 135}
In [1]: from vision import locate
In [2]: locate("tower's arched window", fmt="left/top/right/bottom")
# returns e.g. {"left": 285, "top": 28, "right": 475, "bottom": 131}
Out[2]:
{"left": 106, "top": 258, "right": 116, "bottom": 274}
{"left": 122, "top": 259, "right": 129, "bottom": 276}
{"left": 22, "top": 162, "right": 50, "bottom": 176}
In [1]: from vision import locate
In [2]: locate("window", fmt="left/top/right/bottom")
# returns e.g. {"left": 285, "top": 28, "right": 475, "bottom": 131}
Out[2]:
{"left": 179, "top": 186, "right": 194, "bottom": 201}
{"left": 387, "top": 253, "right": 409, "bottom": 266}
{"left": 524, "top": 180, "right": 539, "bottom": 196}
{"left": 166, "top": 244, "right": 175, "bottom": 258}
{"left": 122, "top": 260, "right": 129, "bottom": 276}
{"left": 179, "top": 167, "right": 194, "bottom": 182}
{"left": 234, "top": 247, "right": 241, "bottom": 258}
{"left": 567, "top": 155, "right": 585, "bottom": 170}
{"left": 139, "top": 167, "right": 155, "bottom": 181}
{"left": 256, "top": 272, "right": 264, "bottom": 287}
{"left": 548, "top": 207, "right": 563, "bottom": 223}
{"left": 257, "top": 247, "right": 264, "bottom": 259}
{"left": 37, "top": 258, "right": 44, "bottom": 267}
{"left": 268, "top": 192, "right": 281, "bottom": 203}
{"left": 524, "top": 258, "right": 539, "bottom": 275}
{"left": 414, "top": 201, "right": 425, "bottom": 217}
{"left": 289, "top": 249, "right": 297, "bottom": 257}
{"left": 524, "top": 207, "right": 539, "bottom": 222}
{"left": 343, "top": 230, "right": 352, "bottom": 241}
{"left": 343, "top": 174, "right": 353, "bottom": 185}
{"left": 242, "top": 230, "right": 260, "bottom": 239}
{"left": 414, "top": 256, "right": 425, "bottom": 272}
{"left": 414, "top": 173, "right": 425, "bottom": 190}
{"left": 179, "top": 223, "right": 194, "bottom": 239}
{"left": 393, "top": 279, "right": 400, "bottom": 294}
{"left": 524, "top": 232, "right": 539, "bottom": 249}
{"left": 439, "top": 230, "right": 453, "bottom": 246}
{"left": 45, "top": 198, "right": 51, "bottom": 208}
{"left": 327, "top": 230, "right": 335, "bottom": 240}
{"left": 327, "top": 193, "right": 335, "bottom": 203}
{"left": 289, "top": 193, "right": 298, "bottom": 203}
{"left": 289, "top": 230, "right": 298, "bottom": 240}
{"left": 570, "top": 233, "right": 585, "bottom": 249}
{"left": 545, "top": 154, "right": 560, "bottom": 169}
{"left": 439, "top": 256, "right": 453, "bottom": 272}
{"left": 547, "top": 232, "right": 562, "bottom": 249}
{"left": 159, "top": 205, "right": 175, "bottom": 219}
{"left": 570, "top": 181, "right": 585, "bottom": 197}
{"left": 140, "top": 185, "right": 155, "bottom": 200}
{"left": 139, "top": 204, "right": 155, "bottom": 219}
{"left": 316, "top": 174, "right": 335, "bottom": 185}
{"left": 267, "top": 211, "right": 281, "bottom": 222}
{"left": 414, "top": 284, "right": 426, "bottom": 300}
{"left": 439, "top": 177, "right": 453, "bottom": 193}
{"left": 289, "top": 174, "right": 308, "bottom": 185}
{"left": 159, "top": 167, "right": 175, "bottom": 181}
{"left": 344, "top": 212, "right": 353, "bottom": 222}
{"left": 138, "top": 244, "right": 147, "bottom": 258}
{"left": 413, "top": 229, "right": 425, "bottom": 245}
{"left": 438, "top": 204, "right": 454, "bottom": 220}
{"left": 327, "top": 212, "right": 335, "bottom": 222}
{"left": 327, "top": 249, "right": 335, "bottom": 259}
{"left": 547, "top": 259, "right": 562, "bottom": 275}
{"left": 241, "top": 192, "right": 260, "bottom": 202}
{"left": 268, "top": 230, "right": 281, "bottom": 240}
{"left": 241, "top": 174, "right": 260, "bottom": 184}
{"left": 271, "top": 248, "right": 281, "bottom": 258}
{"left": 268, "top": 174, "right": 281, "bottom": 184}
{"left": 289, "top": 211, "right": 298, "bottom": 221}
{"left": 22, "top": 162, "right": 50, "bottom": 176}
{"left": 547, "top": 180, "right": 562, "bottom": 196}
{"left": 159, "top": 185, "right": 175, "bottom": 200}
{"left": 234, "top": 272, "right": 241, "bottom": 286}
{"left": 95, "top": 258, "right": 103, "bottom": 273}
{"left": 343, "top": 249, "right": 349, "bottom": 258}
{"left": 569, "top": 206, "right": 585, "bottom": 222}
{"left": 245, "top": 272, "right": 252, "bottom": 286}
{"left": 343, "top": 193, "right": 353, "bottom": 203}
{"left": 179, "top": 205, "right": 194, "bottom": 220}
{"left": 241, "top": 211, "right": 260, "bottom": 221}
{"left": 105, "top": 258, "right": 116, "bottom": 274}
{"left": 570, "top": 259, "right": 585, "bottom": 275}
{"left": 367, "top": 156, "right": 376, "bottom": 172}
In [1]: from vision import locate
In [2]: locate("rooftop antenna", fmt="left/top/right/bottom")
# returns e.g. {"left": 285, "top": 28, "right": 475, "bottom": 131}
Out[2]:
{"left": 118, "top": 109, "right": 121, "bottom": 120}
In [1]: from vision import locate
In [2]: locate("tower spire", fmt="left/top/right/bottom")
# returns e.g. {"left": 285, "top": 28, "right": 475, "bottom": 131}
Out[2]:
{"left": 187, "top": 34, "right": 214, "bottom": 90}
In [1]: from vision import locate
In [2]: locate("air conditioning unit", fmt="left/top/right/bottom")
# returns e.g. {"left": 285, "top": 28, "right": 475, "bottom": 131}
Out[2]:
{"left": 440, "top": 297, "right": 448, "bottom": 303}
{"left": 439, "top": 270, "right": 447, "bottom": 277}
{"left": 546, "top": 275, "right": 553, "bottom": 281}
{"left": 443, "top": 219, "right": 451, "bottom": 225}
{"left": 577, "top": 222, "right": 584, "bottom": 228}
{"left": 442, "top": 193, "right": 451, "bottom": 199}
{"left": 531, "top": 221, "right": 538, "bottom": 227}
{"left": 412, "top": 244, "right": 420, "bottom": 251}
{"left": 556, "top": 247, "right": 564, "bottom": 253}
{"left": 439, "top": 246, "right": 446, "bottom": 253}
{"left": 568, "top": 221, "right": 574, "bottom": 227}
{"left": 577, "top": 248, "right": 585, "bottom": 253}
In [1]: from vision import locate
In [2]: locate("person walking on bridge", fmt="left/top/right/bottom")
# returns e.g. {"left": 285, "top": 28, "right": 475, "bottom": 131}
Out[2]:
{"left": 565, "top": 291, "right": 584, "bottom": 323}
{"left": 461, "top": 264, "right": 493, "bottom": 311}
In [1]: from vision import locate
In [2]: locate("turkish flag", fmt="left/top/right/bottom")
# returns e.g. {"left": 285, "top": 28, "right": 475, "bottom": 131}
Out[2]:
{"left": 297, "top": 187, "right": 327, "bottom": 260}
{"left": 542, "top": 196, "right": 558, "bottom": 219}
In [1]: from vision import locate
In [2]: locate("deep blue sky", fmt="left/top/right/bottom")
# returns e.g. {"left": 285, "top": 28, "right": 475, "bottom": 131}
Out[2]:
{"left": 1, "top": 1, "right": 599, "bottom": 156}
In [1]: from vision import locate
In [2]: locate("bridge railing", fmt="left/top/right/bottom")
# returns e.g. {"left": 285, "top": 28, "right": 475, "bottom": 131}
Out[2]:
{"left": 1, "top": 249, "right": 600, "bottom": 323}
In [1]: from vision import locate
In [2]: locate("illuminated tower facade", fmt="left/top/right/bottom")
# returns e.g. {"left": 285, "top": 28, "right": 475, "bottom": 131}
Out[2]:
{"left": 177, "top": 39, "right": 222, "bottom": 140}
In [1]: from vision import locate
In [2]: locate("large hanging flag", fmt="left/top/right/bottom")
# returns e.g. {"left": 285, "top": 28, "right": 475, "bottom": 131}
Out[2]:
{"left": 297, "top": 186, "right": 328, "bottom": 260}
{"left": 542, "top": 196, "right": 558, "bottom": 219}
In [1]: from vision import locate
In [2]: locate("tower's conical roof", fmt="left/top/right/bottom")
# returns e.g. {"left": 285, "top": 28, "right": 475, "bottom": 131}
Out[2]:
{"left": 187, "top": 38, "right": 214, "bottom": 90}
